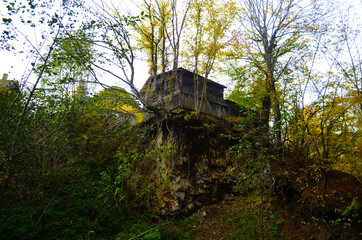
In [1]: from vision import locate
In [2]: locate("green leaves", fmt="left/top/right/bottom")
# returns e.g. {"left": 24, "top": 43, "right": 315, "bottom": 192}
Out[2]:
{"left": 6, "top": 2, "right": 15, "bottom": 12}
{"left": 28, "top": 0, "right": 37, "bottom": 9}
{"left": 48, "top": 17, "right": 58, "bottom": 26}
{"left": 2, "top": 18, "right": 12, "bottom": 24}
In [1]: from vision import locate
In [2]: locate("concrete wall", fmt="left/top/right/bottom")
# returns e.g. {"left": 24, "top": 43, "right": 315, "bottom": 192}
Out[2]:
{"left": 141, "top": 68, "right": 241, "bottom": 120}
{"left": 164, "top": 92, "right": 229, "bottom": 118}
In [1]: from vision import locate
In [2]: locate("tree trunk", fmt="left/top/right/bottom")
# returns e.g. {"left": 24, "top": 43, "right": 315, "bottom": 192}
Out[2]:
{"left": 261, "top": 67, "right": 272, "bottom": 133}
{"left": 261, "top": 95, "right": 271, "bottom": 132}
{"left": 270, "top": 81, "right": 282, "bottom": 153}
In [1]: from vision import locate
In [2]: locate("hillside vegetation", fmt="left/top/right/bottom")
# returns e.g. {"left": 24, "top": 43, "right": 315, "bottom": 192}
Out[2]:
{"left": 1, "top": 0, "right": 361, "bottom": 239}
{"left": 0, "top": 96, "right": 360, "bottom": 239}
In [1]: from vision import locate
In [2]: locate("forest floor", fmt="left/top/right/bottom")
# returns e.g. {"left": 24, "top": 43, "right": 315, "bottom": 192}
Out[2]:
{"left": 161, "top": 167, "right": 362, "bottom": 240}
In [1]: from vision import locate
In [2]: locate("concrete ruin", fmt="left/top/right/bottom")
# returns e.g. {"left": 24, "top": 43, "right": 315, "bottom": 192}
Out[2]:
{"left": 140, "top": 68, "right": 240, "bottom": 118}
{"left": 0, "top": 73, "right": 19, "bottom": 91}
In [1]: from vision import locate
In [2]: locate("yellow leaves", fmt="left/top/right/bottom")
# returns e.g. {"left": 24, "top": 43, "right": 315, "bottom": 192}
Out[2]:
{"left": 120, "top": 104, "right": 135, "bottom": 113}
{"left": 93, "top": 87, "right": 144, "bottom": 124}
{"left": 183, "top": 0, "right": 238, "bottom": 72}
{"left": 134, "top": 0, "right": 174, "bottom": 73}
{"left": 286, "top": 93, "right": 361, "bottom": 174}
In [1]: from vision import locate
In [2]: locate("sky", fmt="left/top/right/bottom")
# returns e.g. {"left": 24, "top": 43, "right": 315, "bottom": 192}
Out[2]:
{"left": 0, "top": 0, "right": 149, "bottom": 92}
{"left": 0, "top": 0, "right": 361, "bottom": 96}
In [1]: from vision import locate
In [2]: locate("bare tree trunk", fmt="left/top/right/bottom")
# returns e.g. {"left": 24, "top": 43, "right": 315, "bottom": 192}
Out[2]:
{"left": 271, "top": 80, "right": 282, "bottom": 152}
{"left": 239, "top": 0, "right": 319, "bottom": 153}
{"left": 261, "top": 95, "right": 271, "bottom": 131}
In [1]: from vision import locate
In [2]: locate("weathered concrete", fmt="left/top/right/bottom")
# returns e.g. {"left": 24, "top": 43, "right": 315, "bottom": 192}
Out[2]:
{"left": 140, "top": 68, "right": 239, "bottom": 119}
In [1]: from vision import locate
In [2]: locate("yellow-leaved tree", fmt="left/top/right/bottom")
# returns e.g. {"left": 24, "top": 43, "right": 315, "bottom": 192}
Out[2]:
{"left": 183, "top": 0, "right": 238, "bottom": 113}
{"left": 94, "top": 87, "right": 143, "bottom": 124}
{"left": 134, "top": 0, "right": 237, "bottom": 114}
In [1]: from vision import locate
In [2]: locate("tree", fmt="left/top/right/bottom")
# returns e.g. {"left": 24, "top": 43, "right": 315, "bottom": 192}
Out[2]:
{"left": 135, "top": 0, "right": 192, "bottom": 74}
{"left": 183, "top": 0, "right": 237, "bottom": 113}
{"left": 318, "top": 4, "right": 362, "bottom": 114}
{"left": 166, "top": 0, "right": 192, "bottom": 70}
{"left": 284, "top": 1, "right": 362, "bottom": 178}
{"left": 234, "top": 0, "right": 327, "bottom": 152}
{"left": 95, "top": 86, "right": 143, "bottom": 123}
{"left": 133, "top": 0, "right": 236, "bottom": 114}
{"left": 133, "top": 0, "right": 191, "bottom": 109}
{"left": 136, "top": 0, "right": 169, "bottom": 77}
{"left": 0, "top": 0, "right": 98, "bottom": 215}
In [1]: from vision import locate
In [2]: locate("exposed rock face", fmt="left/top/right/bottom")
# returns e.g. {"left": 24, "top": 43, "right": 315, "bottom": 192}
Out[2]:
{"left": 146, "top": 114, "right": 242, "bottom": 215}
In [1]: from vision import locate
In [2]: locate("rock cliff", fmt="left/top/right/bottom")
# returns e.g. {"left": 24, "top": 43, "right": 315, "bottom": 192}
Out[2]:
{"left": 143, "top": 113, "right": 244, "bottom": 215}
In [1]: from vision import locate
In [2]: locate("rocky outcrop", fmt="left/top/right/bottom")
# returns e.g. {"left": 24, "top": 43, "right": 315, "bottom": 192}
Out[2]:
{"left": 144, "top": 114, "right": 243, "bottom": 215}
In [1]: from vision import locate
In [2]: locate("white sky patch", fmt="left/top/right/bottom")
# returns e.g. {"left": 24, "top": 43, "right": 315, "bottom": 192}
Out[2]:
{"left": 0, "top": 0, "right": 149, "bottom": 92}
{"left": 0, "top": 0, "right": 361, "bottom": 96}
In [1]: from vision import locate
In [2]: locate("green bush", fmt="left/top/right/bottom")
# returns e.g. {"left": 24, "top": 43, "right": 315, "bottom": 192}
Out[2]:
{"left": 0, "top": 205, "right": 37, "bottom": 240}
